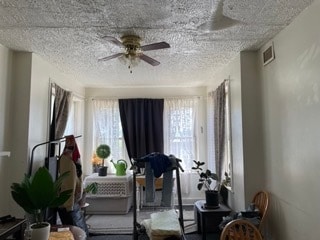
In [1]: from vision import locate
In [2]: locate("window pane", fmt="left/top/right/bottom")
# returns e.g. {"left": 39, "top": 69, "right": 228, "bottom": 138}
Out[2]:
{"left": 92, "top": 99, "right": 125, "bottom": 172}
{"left": 164, "top": 98, "right": 198, "bottom": 170}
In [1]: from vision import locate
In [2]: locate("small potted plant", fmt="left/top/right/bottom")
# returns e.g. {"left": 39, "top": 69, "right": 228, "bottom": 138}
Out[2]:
{"left": 95, "top": 144, "right": 111, "bottom": 176}
{"left": 91, "top": 152, "right": 102, "bottom": 173}
{"left": 84, "top": 182, "right": 98, "bottom": 194}
{"left": 192, "top": 160, "right": 220, "bottom": 208}
{"left": 11, "top": 167, "right": 72, "bottom": 240}
{"left": 79, "top": 182, "right": 98, "bottom": 207}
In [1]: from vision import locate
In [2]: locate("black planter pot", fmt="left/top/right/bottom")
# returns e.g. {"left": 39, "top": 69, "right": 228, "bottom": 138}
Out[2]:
{"left": 205, "top": 190, "right": 219, "bottom": 207}
{"left": 98, "top": 166, "right": 108, "bottom": 176}
{"left": 93, "top": 165, "right": 99, "bottom": 173}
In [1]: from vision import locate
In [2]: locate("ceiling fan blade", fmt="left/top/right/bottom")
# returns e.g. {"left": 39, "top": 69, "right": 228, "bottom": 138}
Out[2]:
{"left": 198, "top": 0, "right": 239, "bottom": 32}
{"left": 98, "top": 53, "right": 124, "bottom": 62}
{"left": 138, "top": 53, "right": 160, "bottom": 66}
{"left": 102, "top": 36, "right": 124, "bottom": 47}
{"left": 140, "top": 42, "right": 170, "bottom": 51}
{"left": 198, "top": 15, "right": 239, "bottom": 32}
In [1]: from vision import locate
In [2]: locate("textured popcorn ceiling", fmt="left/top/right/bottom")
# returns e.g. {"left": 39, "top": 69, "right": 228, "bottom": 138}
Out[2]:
{"left": 0, "top": 0, "right": 314, "bottom": 87}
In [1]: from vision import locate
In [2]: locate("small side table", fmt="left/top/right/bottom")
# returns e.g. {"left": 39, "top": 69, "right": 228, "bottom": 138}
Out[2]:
{"left": 194, "top": 200, "right": 231, "bottom": 240}
{"left": 0, "top": 218, "right": 26, "bottom": 240}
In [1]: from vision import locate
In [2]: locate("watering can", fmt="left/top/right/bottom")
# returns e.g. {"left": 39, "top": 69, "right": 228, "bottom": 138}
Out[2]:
{"left": 111, "top": 159, "right": 127, "bottom": 176}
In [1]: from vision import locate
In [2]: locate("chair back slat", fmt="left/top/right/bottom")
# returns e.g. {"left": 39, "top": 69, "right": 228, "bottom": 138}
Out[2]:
{"left": 220, "top": 219, "right": 263, "bottom": 240}
{"left": 252, "top": 191, "right": 269, "bottom": 231}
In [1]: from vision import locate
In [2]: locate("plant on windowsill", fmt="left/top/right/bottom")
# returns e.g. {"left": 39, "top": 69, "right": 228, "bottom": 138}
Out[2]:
{"left": 11, "top": 167, "right": 72, "bottom": 240}
{"left": 96, "top": 144, "right": 111, "bottom": 176}
{"left": 192, "top": 160, "right": 231, "bottom": 207}
{"left": 192, "top": 160, "right": 221, "bottom": 208}
{"left": 91, "top": 153, "right": 102, "bottom": 173}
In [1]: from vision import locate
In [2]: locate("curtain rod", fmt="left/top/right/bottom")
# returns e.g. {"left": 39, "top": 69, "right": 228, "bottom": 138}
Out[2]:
{"left": 50, "top": 80, "right": 85, "bottom": 100}
{"left": 208, "top": 79, "right": 229, "bottom": 96}
{"left": 91, "top": 96, "right": 202, "bottom": 100}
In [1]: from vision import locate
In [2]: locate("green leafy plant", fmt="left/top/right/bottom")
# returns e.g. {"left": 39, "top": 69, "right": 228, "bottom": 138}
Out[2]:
{"left": 96, "top": 144, "right": 111, "bottom": 166}
{"left": 11, "top": 167, "right": 72, "bottom": 226}
{"left": 84, "top": 182, "right": 98, "bottom": 194}
{"left": 192, "top": 160, "right": 231, "bottom": 192}
{"left": 192, "top": 160, "right": 219, "bottom": 191}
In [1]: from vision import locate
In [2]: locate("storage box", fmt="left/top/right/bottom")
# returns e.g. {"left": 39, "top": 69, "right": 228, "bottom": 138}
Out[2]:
{"left": 84, "top": 173, "right": 133, "bottom": 214}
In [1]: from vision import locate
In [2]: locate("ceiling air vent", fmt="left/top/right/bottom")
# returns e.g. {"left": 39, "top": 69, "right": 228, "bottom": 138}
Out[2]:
{"left": 262, "top": 42, "right": 275, "bottom": 66}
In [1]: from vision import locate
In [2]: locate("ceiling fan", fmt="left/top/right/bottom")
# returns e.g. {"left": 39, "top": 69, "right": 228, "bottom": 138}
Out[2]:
{"left": 98, "top": 35, "right": 170, "bottom": 68}
{"left": 198, "top": 0, "right": 239, "bottom": 32}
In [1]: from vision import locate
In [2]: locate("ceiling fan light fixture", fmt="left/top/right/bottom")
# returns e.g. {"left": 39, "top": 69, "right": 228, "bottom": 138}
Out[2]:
{"left": 118, "top": 54, "right": 140, "bottom": 73}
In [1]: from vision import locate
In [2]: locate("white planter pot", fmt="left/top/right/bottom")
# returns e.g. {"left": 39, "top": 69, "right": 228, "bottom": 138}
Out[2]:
{"left": 30, "top": 222, "right": 50, "bottom": 240}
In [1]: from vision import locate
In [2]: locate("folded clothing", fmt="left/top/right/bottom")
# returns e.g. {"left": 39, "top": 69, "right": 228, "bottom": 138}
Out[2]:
{"left": 141, "top": 209, "right": 181, "bottom": 239}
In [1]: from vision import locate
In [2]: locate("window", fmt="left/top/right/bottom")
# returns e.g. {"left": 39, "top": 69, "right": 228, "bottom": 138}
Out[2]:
{"left": 164, "top": 98, "right": 199, "bottom": 171}
{"left": 49, "top": 84, "right": 84, "bottom": 156}
{"left": 63, "top": 96, "right": 84, "bottom": 154}
{"left": 92, "top": 99, "right": 127, "bottom": 167}
{"left": 225, "top": 82, "right": 232, "bottom": 188}
{"left": 64, "top": 96, "right": 83, "bottom": 137}
{"left": 92, "top": 98, "right": 200, "bottom": 172}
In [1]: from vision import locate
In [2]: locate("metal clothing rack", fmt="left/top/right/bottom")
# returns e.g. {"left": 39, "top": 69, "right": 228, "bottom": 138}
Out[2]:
{"left": 28, "top": 135, "right": 82, "bottom": 224}
{"left": 28, "top": 135, "right": 82, "bottom": 176}
{"left": 132, "top": 154, "right": 186, "bottom": 240}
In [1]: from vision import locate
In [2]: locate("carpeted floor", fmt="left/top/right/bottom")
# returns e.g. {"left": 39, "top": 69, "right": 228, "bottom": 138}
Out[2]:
{"left": 88, "top": 233, "right": 220, "bottom": 240}
{"left": 86, "top": 205, "right": 221, "bottom": 240}
{"left": 86, "top": 206, "right": 197, "bottom": 235}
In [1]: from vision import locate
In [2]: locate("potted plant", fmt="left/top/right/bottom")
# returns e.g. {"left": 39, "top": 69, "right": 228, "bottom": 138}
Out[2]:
{"left": 79, "top": 182, "right": 98, "bottom": 207}
{"left": 192, "top": 160, "right": 220, "bottom": 208}
{"left": 91, "top": 152, "right": 102, "bottom": 173}
{"left": 95, "top": 144, "right": 111, "bottom": 176}
{"left": 84, "top": 182, "right": 98, "bottom": 194}
{"left": 11, "top": 167, "right": 72, "bottom": 240}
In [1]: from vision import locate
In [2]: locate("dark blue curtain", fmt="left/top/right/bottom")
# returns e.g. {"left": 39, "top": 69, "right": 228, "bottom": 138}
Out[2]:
{"left": 118, "top": 98, "right": 164, "bottom": 161}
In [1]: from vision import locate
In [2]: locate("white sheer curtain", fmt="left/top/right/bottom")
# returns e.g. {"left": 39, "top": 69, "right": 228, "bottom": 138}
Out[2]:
{"left": 92, "top": 99, "right": 127, "bottom": 173}
{"left": 164, "top": 97, "right": 199, "bottom": 194}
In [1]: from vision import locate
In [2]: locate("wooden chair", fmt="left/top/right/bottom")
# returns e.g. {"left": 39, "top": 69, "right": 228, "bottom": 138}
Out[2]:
{"left": 251, "top": 191, "right": 269, "bottom": 232}
{"left": 220, "top": 219, "right": 263, "bottom": 240}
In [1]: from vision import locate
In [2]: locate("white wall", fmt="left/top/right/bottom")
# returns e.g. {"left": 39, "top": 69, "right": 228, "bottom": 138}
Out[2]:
{"left": 259, "top": 0, "right": 320, "bottom": 239}
{"left": 8, "top": 52, "right": 32, "bottom": 217}
{"left": 0, "top": 44, "right": 13, "bottom": 216}
{"left": 28, "top": 54, "right": 85, "bottom": 172}
{"left": 210, "top": 0, "right": 320, "bottom": 238}
{"left": 240, "top": 52, "right": 265, "bottom": 206}
{"left": 0, "top": 48, "right": 85, "bottom": 217}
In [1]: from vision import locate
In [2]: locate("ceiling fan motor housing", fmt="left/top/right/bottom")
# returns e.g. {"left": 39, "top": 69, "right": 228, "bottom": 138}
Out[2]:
{"left": 121, "top": 35, "right": 141, "bottom": 56}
